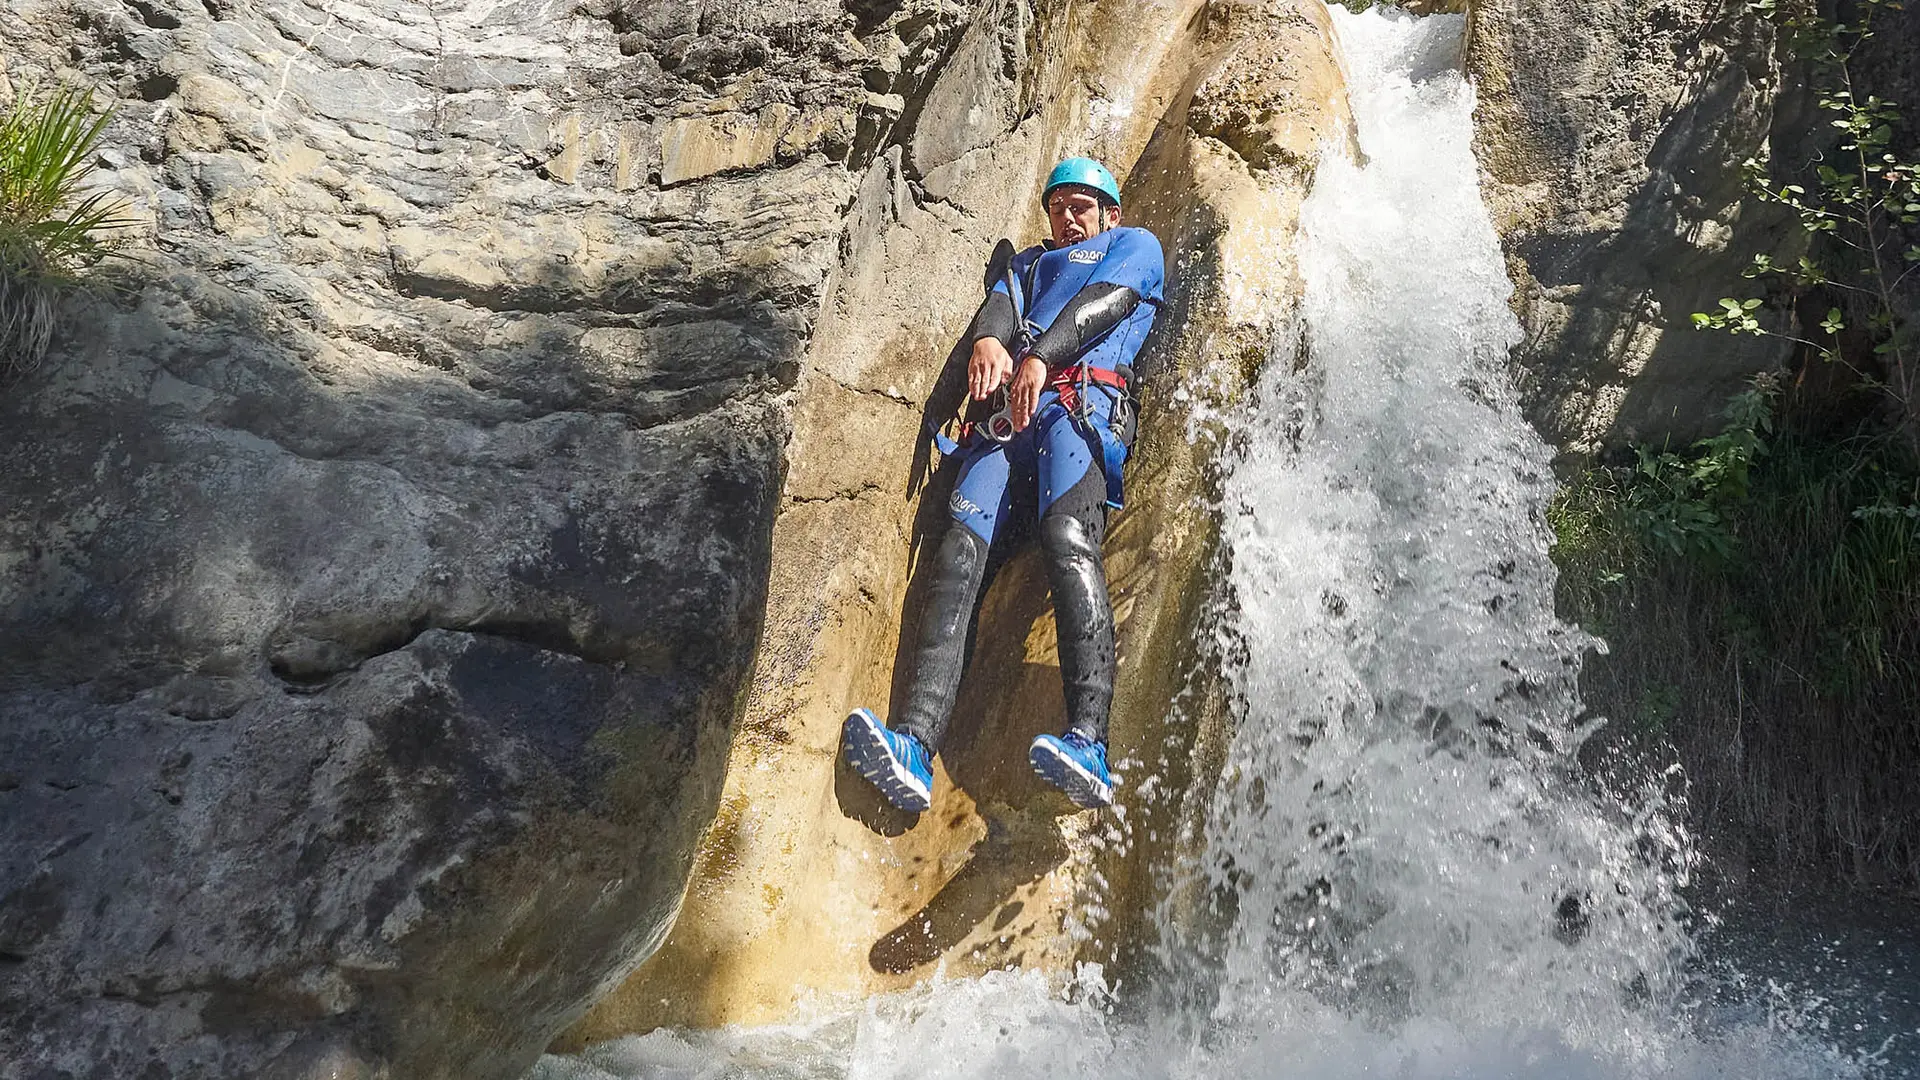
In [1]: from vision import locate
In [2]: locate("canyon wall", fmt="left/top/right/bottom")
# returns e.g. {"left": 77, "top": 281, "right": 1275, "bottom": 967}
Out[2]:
{"left": 0, "top": 0, "right": 1351, "bottom": 1074}
{"left": 0, "top": 0, "right": 928, "bottom": 1076}
{"left": 1467, "top": 0, "right": 1801, "bottom": 458}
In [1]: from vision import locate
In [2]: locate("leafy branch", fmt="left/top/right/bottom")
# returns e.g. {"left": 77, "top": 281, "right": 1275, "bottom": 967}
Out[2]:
{"left": 1695, "top": 0, "right": 1920, "bottom": 439}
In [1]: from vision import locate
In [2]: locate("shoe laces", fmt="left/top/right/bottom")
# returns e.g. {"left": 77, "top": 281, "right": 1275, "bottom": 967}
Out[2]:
{"left": 1061, "top": 732, "right": 1105, "bottom": 763}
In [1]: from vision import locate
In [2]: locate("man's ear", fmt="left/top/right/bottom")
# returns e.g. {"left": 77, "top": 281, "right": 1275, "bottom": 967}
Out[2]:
{"left": 1104, "top": 206, "right": 1122, "bottom": 229}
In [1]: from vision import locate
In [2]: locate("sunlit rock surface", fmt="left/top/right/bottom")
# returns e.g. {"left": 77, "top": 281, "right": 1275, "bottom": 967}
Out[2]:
{"left": 1468, "top": 0, "right": 1802, "bottom": 457}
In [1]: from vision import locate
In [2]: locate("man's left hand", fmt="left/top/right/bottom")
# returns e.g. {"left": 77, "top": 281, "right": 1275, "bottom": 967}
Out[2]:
{"left": 1008, "top": 355, "right": 1048, "bottom": 431}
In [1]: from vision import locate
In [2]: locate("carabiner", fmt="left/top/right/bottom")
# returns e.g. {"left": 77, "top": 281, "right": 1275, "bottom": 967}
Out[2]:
{"left": 982, "top": 386, "right": 1017, "bottom": 443}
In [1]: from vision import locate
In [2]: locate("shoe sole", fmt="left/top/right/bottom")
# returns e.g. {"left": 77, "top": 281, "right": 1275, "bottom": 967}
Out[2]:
{"left": 842, "top": 709, "right": 932, "bottom": 813}
{"left": 1029, "top": 740, "right": 1114, "bottom": 809}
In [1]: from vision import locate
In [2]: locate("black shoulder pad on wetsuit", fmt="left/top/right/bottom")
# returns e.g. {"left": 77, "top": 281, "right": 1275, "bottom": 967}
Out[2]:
{"left": 967, "top": 289, "right": 1018, "bottom": 347}
{"left": 1027, "top": 282, "right": 1141, "bottom": 368}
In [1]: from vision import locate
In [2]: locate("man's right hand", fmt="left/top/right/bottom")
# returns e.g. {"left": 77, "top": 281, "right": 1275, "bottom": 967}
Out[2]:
{"left": 969, "top": 337, "right": 1015, "bottom": 401}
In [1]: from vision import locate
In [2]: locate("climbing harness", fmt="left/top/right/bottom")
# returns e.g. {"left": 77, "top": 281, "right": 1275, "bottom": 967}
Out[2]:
{"left": 1048, "top": 361, "right": 1134, "bottom": 511}
{"left": 929, "top": 240, "right": 1139, "bottom": 510}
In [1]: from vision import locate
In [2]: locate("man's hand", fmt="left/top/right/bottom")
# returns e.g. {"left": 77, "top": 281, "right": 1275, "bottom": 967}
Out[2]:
{"left": 969, "top": 337, "right": 1014, "bottom": 401}
{"left": 1008, "top": 355, "right": 1047, "bottom": 431}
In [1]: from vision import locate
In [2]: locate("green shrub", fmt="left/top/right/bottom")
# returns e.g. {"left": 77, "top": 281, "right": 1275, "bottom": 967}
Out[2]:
{"left": 1555, "top": 388, "right": 1920, "bottom": 885}
{"left": 0, "top": 84, "right": 133, "bottom": 376}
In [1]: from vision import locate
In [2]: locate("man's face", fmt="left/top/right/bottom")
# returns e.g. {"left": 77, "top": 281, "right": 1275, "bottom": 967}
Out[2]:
{"left": 1047, "top": 186, "right": 1121, "bottom": 245}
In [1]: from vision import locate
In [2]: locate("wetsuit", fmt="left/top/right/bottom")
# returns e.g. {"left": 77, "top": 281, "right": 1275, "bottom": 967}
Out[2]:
{"left": 896, "top": 225, "right": 1165, "bottom": 755}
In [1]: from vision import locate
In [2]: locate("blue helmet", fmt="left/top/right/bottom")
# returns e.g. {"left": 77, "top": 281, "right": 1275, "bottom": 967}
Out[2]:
{"left": 1043, "top": 157, "right": 1121, "bottom": 208}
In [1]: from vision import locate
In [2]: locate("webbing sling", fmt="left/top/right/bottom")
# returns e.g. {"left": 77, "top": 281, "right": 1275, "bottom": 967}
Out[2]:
{"left": 1048, "top": 364, "right": 1132, "bottom": 510}
{"left": 930, "top": 246, "right": 1036, "bottom": 457}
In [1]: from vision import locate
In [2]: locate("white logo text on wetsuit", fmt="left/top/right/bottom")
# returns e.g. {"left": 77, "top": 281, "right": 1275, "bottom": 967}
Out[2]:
{"left": 1067, "top": 248, "right": 1104, "bottom": 265}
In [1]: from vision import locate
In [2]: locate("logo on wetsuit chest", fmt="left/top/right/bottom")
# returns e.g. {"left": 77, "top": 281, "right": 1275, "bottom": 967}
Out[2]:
{"left": 1067, "top": 248, "right": 1104, "bottom": 265}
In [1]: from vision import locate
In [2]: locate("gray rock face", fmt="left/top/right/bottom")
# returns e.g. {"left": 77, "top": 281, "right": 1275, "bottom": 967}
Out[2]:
{"left": 0, "top": 0, "right": 970, "bottom": 1076}
{"left": 1469, "top": 0, "right": 1804, "bottom": 456}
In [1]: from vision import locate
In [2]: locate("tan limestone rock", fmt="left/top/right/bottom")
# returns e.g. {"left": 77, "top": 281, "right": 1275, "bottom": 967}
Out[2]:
{"left": 563, "top": 0, "right": 1356, "bottom": 1043}
{"left": 660, "top": 105, "right": 855, "bottom": 187}
{"left": 660, "top": 109, "right": 788, "bottom": 187}
{"left": 1190, "top": 0, "right": 1360, "bottom": 175}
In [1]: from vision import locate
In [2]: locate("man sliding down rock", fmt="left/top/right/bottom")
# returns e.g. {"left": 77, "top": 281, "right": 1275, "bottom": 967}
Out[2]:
{"left": 842, "top": 157, "right": 1166, "bottom": 813}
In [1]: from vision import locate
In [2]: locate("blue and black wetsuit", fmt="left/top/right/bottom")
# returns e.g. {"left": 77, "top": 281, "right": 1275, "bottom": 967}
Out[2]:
{"left": 895, "top": 226, "right": 1166, "bottom": 755}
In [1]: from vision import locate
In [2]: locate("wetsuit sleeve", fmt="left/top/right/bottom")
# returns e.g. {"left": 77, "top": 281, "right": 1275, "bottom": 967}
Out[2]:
{"left": 1090, "top": 227, "right": 1165, "bottom": 301}
{"left": 966, "top": 288, "right": 1018, "bottom": 347}
{"left": 1027, "top": 283, "right": 1141, "bottom": 367}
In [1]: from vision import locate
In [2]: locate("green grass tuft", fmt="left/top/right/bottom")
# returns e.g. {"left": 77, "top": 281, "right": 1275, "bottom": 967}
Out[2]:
{"left": 0, "top": 84, "right": 135, "bottom": 375}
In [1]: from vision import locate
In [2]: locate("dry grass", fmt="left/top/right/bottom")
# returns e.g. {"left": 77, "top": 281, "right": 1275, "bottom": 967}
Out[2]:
{"left": 0, "top": 244, "right": 59, "bottom": 374}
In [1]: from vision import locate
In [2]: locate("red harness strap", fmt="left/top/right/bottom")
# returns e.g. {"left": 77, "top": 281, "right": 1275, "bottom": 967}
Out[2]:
{"left": 1046, "top": 363, "right": 1128, "bottom": 416}
{"left": 938, "top": 364, "right": 1129, "bottom": 452}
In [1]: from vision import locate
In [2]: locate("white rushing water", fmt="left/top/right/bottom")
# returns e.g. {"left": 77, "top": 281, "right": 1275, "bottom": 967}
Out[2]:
{"left": 1157, "top": 3, "right": 1687, "bottom": 1053}
{"left": 531, "top": 9, "right": 1878, "bottom": 1079}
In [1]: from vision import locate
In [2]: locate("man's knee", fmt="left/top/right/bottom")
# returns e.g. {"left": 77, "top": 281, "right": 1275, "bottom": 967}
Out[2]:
{"left": 1039, "top": 511, "right": 1100, "bottom": 563}
{"left": 1041, "top": 467, "right": 1109, "bottom": 555}
{"left": 935, "top": 518, "right": 991, "bottom": 573}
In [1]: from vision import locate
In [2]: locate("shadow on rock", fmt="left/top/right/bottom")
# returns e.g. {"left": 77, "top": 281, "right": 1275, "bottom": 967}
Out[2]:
{"left": 0, "top": 192, "right": 792, "bottom": 1078}
{"left": 832, "top": 749, "right": 921, "bottom": 837}
{"left": 938, "top": 572, "right": 1069, "bottom": 807}
{"left": 867, "top": 812, "right": 1069, "bottom": 974}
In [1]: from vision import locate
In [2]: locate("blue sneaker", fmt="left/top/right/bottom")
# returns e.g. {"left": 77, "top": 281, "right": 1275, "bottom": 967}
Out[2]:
{"left": 1029, "top": 732, "right": 1115, "bottom": 808}
{"left": 842, "top": 708, "right": 933, "bottom": 812}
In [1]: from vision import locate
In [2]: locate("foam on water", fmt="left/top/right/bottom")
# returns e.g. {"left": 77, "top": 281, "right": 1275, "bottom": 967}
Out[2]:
{"left": 1172, "top": 6, "right": 1692, "bottom": 1053}
{"left": 530, "top": 9, "right": 1875, "bottom": 1078}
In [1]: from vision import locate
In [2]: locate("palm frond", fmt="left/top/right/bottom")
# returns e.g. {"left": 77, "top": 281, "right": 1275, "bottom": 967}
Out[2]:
{"left": 0, "top": 83, "right": 134, "bottom": 375}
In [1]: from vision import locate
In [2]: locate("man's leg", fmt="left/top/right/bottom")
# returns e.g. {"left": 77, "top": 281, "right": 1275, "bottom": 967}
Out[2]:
{"left": 898, "top": 436, "right": 1037, "bottom": 751}
{"left": 1039, "top": 467, "right": 1115, "bottom": 745}
{"left": 845, "top": 440, "right": 1016, "bottom": 811}
{"left": 1028, "top": 406, "right": 1123, "bottom": 807}
{"left": 892, "top": 523, "right": 990, "bottom": 755}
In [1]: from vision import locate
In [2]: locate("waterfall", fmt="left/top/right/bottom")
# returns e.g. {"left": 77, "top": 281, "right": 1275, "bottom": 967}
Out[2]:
{"left": 531, "top": 9, "right": 1871, "bottom": 1079}
{"left": 1182, "top": 6, "right": 1692, "bottom": 1047}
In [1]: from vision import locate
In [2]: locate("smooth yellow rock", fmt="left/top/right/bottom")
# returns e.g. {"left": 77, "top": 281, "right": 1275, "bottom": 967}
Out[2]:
{"left": 561, "top": 0, "right": 1356, "bottom": 1047}
{"left": 545, "top": 114, "right": 585, "bottom": 185}
{"left": 660, "top": 108, "right": 786, "bottom": 187}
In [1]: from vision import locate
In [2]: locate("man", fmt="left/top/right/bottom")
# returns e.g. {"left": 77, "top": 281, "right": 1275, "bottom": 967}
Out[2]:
{"left": 841, "top": 157, "right": 1166, "bottom": 814}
